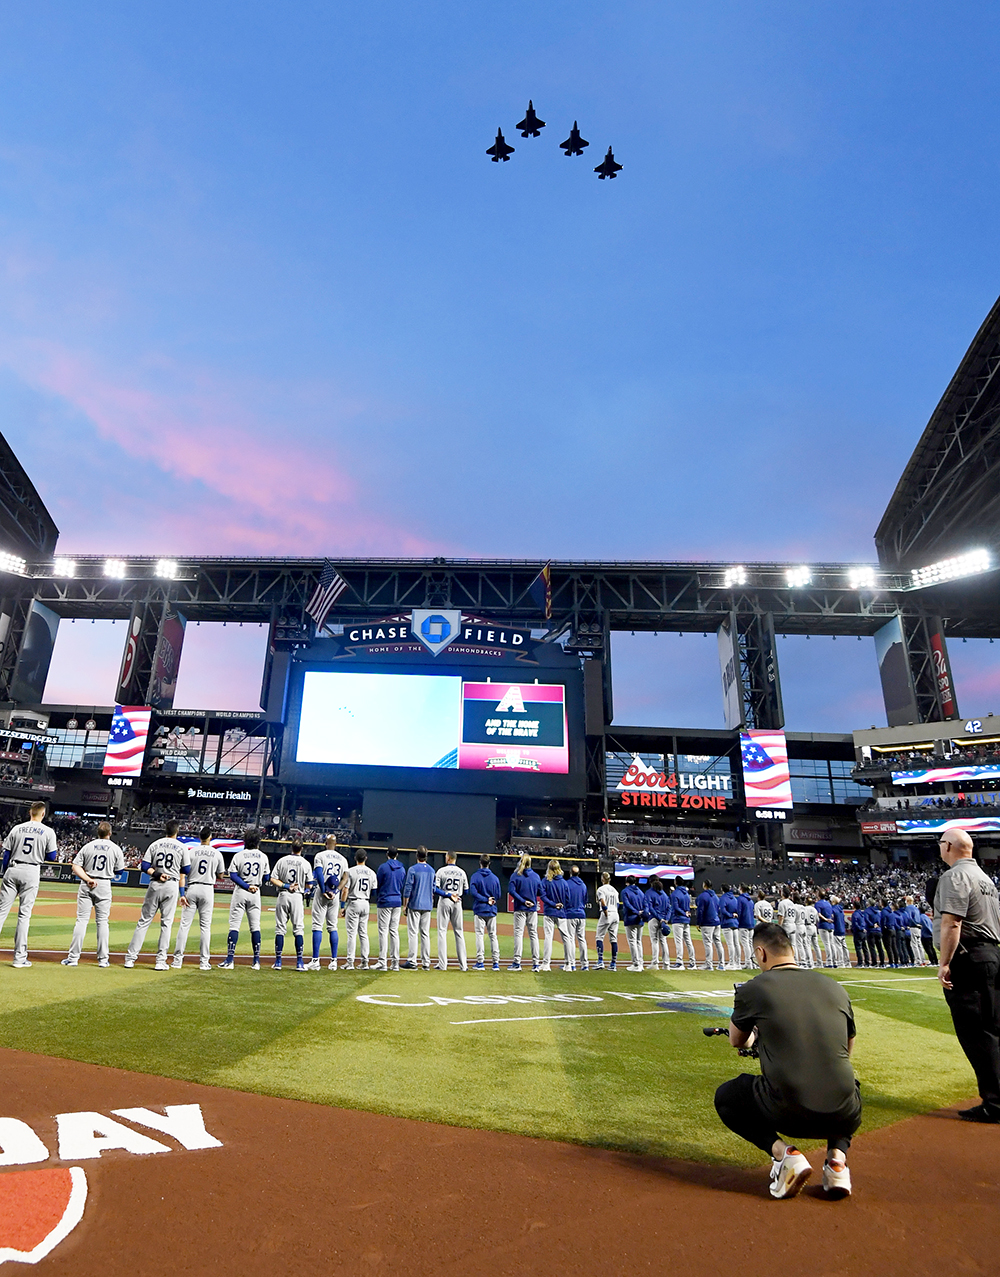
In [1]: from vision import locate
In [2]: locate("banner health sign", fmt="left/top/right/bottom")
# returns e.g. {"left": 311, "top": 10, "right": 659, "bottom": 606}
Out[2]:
{"left": 607, "top": 752, "right": 733, "bottom": 811}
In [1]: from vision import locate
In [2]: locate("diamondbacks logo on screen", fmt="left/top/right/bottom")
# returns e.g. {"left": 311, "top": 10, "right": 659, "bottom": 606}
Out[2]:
{"left": 411, "top": 611, "right": 461, "bottom": 657}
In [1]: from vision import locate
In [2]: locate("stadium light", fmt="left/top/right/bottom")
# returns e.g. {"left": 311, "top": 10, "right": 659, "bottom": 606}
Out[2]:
{"left": 847, "top": 566, "right": 877, "bottom": 590}
{"left": 52, "top": 557, "right": 76, "bottom": 578}
{"left": 723, "top": 566, "right": 747, "bottom": 587}
{"left": 103, "top": 559, "right": 127, "bottom": 578}
{"left": 785, "top": 566, "right": 811, "bottom": 588}
{"left": 0, "top": 551, "right": 26, "bottom": 576}
{"left": 155, "top": 559, "right": 179, "bottom": 579}
{"left": 910, "top": 549, "right": 992, "bottom": 589}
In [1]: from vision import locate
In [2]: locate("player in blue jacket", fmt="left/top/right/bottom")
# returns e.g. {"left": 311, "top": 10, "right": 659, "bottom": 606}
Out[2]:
{"left": 850, "top": 902, "right": 869, "bottom": 967}
{"left": 863, "top": 901, "right": 884, "bottom": 967}
{"left": 668, "top": 882, "right": 696, "bottom": 969}
{"left": 880, "top": 901, "right": 900, "bottom": 967}
{"left": 718, "top": 884, "right": 740, "bottom": 971}
{"left": 375, "top": 847, "right": 406, "bottom": 971}
{"left": 470, "top": 855, "right": 502, "bottom": 971}
{"left": 619, "top": 876, "right": 647, "bottom": 971}
{"left": 815, "top": 894, "right": 835, "bottom": 968}
{"left": 401, "top": 846, "right": 435, "bottom": 969}
{"left": 696, "top": 879, "right": 725, "bottom": 971}
{"left": 540, "top": 861, "right": 572, "bottom": 971}
{"left": 563, "top": 865, "right": 589, "bottom": 971}
{"left": 919, "top": 905, "right": 937, "bottom": 965}
{"left": 507, "top": 854, "right": 541, "bottom": 972}
{"left": 893, "top": 900, "right": 913, "bottom": 966}
{"left": 830, "top": 896, "right": 849, "bottom": 967}
{"left": 736, "top": 886, "right": 756, "bottom": 969}
{"left": 643, "top": 877, "right": 671, "bottom": 970}
{"left": 902, "top": 896, "right": 924, "bottom": 965}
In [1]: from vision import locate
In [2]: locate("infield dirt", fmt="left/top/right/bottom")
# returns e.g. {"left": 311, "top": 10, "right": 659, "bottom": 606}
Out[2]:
{"left": 0, "top": 1046, "right": 997, "bottom": 1275}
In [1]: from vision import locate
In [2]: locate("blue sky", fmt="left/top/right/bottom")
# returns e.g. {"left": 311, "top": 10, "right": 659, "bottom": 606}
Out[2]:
{"left": 3, "top": 1, "right": 999, "bottom": 724}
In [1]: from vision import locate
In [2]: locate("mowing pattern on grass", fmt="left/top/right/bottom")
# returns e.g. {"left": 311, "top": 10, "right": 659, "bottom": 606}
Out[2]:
{"left": 0, "top": 886, "right": 975, "bottom": 1165}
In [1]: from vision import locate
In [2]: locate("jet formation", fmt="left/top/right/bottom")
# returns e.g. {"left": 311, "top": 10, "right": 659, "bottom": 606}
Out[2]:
{"left": 487, "top": 102, "right": 622, "bottom": 178}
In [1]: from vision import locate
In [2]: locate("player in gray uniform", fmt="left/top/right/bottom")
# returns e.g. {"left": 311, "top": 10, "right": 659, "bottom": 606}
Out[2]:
{"left": 62, "top": 821, "right": 125, "bottom": 967}
{"left": 341, "top": 849, "right": 379, "bottom": 969}
{"left": 0, "top": 802, "right": 58, "bottom": 968}
{"left": 595, "top": 872, "right": 620, "bottom": 971}
{"left": 270, "top": 840, "right": 312, "bottom": 971}
{"left": 124, "top": 820, "right": 189, "bottom": 970}
{"left": 309, "top": 835, "right": 348, "bottom": 970}
{"left": 435, "top": 853, "right": 469, "bottom": 971}
{"left": 219, "top": 830, "right": 269, "bottom": 969}
{"left": 173, "top": 827, "right": 225, "bottom": 970}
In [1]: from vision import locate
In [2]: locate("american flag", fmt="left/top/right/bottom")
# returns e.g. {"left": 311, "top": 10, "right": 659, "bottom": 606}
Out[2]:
{"left": 305, "top": 561, "right": 348, "bottom": 632}
{"left": 740, "top": 730, "right": 793, "bottom": 808}
{"left": 103, "top": 705, "right": 152, "bottom": 778}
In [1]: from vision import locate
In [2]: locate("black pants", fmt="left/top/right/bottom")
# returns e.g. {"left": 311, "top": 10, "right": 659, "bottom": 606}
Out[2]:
{"left": 922, "top": 936, "right": 938, "bottom": 964}
{"left": 883, "top": 930, "right": 899, "bottom": 964}
{"left": 853, "top": 934, "right": 869, "bottom": 965}
{"left": 943, "top": 942, "right": 1000, "bottom": 1117}
{"left": 868, "top": 934, "right": 885, "bottom": 966}
{"left": 714, "top": 1073, "right": 861, "bottom": 1157}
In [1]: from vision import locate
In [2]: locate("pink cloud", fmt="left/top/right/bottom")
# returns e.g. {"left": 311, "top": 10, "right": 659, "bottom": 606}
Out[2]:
{"left": 16, "top": 344, "right": 450, "bottom": 557}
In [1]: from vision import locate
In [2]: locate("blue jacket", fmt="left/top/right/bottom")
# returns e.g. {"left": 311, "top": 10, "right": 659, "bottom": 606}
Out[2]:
{"left": 470, "top": 868, "right": 501, "bottom": 918}
{"left": 850, "top": 908, "right": 867, "bottom": 934}
{"left": 669, "top": 885, "right": 691, "bottom": 923}
{"left": 402, "top": 862, "right": 435, "bottom": 912}
{"left": 509, "top": 869, "right": 541, "bottom": 912}
{"left": 539, "top": 876, "right": 565, "bottom": 916}
{"left": 815, "top": 899, "right": 835, "bottom": 931}
{"left": 718, "top": 891, "right": 739, "bottom": 928}
{"left": 864, "top": 906, "right": 881, "bottom": 934}
{"left": 620, "top": 885, "right": 647, "bottom": 927}
{"left": 831, "top": 903, "right": 847, "bottom": 936}
{"left": 376, "top": 859, "right": 406, "bottom": 907}
{"left": 903, "top": 904, "right": 921, "bottom": 927}
{"left": 737, "top": 893, "right": 755, "bottom": 929}
{"left": 696, "top": 890, "right": 721, "bottom": 927}
{"left": 919, "top": 912, "right": 934, "bottom": 939}
{"left": 644, "top": 885, "right": 671, "bottom": 922}
{"left": 881, "top": 907, "right": 897, "bottom": 933}
{"left": 563, "top": 874, "right": 587, "bottom": 919}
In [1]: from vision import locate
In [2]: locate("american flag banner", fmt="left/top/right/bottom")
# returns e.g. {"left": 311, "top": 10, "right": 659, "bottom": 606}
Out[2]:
{"left": 740, "top": 730, "right": 793, "bottom": 808}
{"left": 305, "top": 561, "right": 348, "bottom": 632}
{"left": 102, "top": 705, "right": 152, "bottom": 778}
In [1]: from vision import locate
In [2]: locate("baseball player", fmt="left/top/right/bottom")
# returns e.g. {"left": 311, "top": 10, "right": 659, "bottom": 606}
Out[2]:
{"left": 539, "top": 860, "right": 572, "bottom": 971}
{"left": 270, "top": 839, "right": 312, "bottom": 971}
{"left": 375, "top": 846, "right": 406, "bottom": 971}
{"left": 470, "top": 854, "right": 501, "bottom": 970}
{"left": 754, "top": 891, "right": 774, "bottom": 924}
{"left": 595, "top": 871, "right": 619, "bottom": 970}
{"left": 309, "top": 834, "right": 348, "bottom": 970}
{"left": 801, "top": 895, "right": 821, "bottom": 969}
{"left": 850, "top": 900, "right": 870, "bottom": 967}
{"left": 830, "top": 895, "right": 851, "bottom": 967}
{"left": 643, "top": 876, "right": 671, "bottom": 970}
{"left": 736, "top": 886, "right": 755, "bottom": 969}
{"left": 218, "top": 829, "right": 270, "bottom": 969}
{"left": 0, "top": 802, "right": 58, "bottom": 968}
{"left": 342, "top": 849, "right": 378, "bottom": 969}
{"left": 903, "top": 894, "right": 925, "bottom": 965}
{"left": 620, "top": 875, "right": 647, "bottom": 971}
{"left": 668, "top": 880, "right": 696, "bottom": 969}
{"left": 695, "top": 878, "right": 725, "bottom": 971}
{"left": 776, "top": 887, "right": 796, "bottom": 960}
{"left": 124, "top": 820, "right": 189, "bottom": 970}
{"left": 62, "top": 821, "right": 125, "bottom": 967}
{"left": 789, "top": 892, "right": 811, "bottom": 968}
{"left": 435, "top": 852, "right": 469, "bottom": 971}
{"left": 563, "top": 864, "right": 589, "bottom": 971}
{"left": 401, "top": 845, "right": 435, "bottom": 969}
{"left": 815, "top": 892, "right": 836, "bottom": 967}
{"left": 173, "top": 827, "right": 225, "bottom": 970}
{"left": 718, "top": 883, "right": 740, "bottom": 970}
{"left": 507, "top": 853, "right": 541, "bottom": 972}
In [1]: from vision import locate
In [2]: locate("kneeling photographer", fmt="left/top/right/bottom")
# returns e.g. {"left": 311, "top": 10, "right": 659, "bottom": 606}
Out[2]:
{"left": 713, "top": 922, "right": 861, "bottom": 1200}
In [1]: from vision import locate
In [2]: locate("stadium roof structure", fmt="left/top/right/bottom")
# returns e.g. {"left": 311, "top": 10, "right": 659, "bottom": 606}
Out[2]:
{"left": 0, "top": 432, "right": 58, "bottom": 558}
{"left": 876, "top": 293, "right": 1000, "bottom": 569}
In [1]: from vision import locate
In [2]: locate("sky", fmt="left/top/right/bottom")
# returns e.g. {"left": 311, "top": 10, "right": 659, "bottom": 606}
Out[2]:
{"left": 2, "top": 1, "right": 999, "bottom": 726}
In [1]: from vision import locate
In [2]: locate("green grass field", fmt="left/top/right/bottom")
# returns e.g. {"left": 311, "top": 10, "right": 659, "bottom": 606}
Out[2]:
{"left": 0, "top": 883, "right": 973, "bottom": 1166}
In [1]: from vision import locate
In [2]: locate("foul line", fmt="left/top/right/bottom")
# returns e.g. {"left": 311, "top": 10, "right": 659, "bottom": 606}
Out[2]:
{"left": 450, "top": 1009, "right": 678, "bottom": 1025}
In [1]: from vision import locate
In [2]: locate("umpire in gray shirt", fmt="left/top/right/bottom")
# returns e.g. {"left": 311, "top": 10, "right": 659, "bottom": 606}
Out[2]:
{"left": 936, "top": 828, "right": 1000, "bottom": 1123}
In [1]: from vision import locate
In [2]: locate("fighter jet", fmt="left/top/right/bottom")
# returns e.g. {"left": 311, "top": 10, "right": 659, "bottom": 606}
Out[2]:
{"left": 559, "top": 122, "right": 589, "bottom": 156}
{"left": 594, "top": 147, "right": 623, "bottom": 179}
{"left": 486, "top": 128, "right": 515, "bottom": 162}
{"left": 516, "top": 100, "right": 545, "bottom": 137}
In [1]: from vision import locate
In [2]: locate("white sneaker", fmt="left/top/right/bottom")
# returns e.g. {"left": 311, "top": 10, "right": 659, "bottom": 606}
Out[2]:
{"left": 60, "top": 958, "right": 78, "bottom": 967}
{"left": 171, "top": 956, "right": 183, "bottom": 969}
{"left": 154, "top": 960, "right": 169, "bottom": 971}
{"left": 626, "top": 963, "right": 644, "bottom": 972}
{"left": 199, "top": 961, "right": 212, "bottom": 971}
{"left": 769, "top": 1149, "right": 812, "bottom": 1199}
{"left": 12, "top": 959, "right": 31, "bottom": 969}
{"left": 251, "top": 960, "right": 260, "bottom": 971}
{"left": 98, "top": 959, "right": 110, "bottom": 968}
{"left": 124, "top": 959, "right": 135, "bottom": 968}
{"left": 306, "top": 959, "right": 321, "bottom": 971}
{"left": 217, "top": 959, "right": 235, "bottom": 969}
{"left": 328, "top": 960, "right": 338, "bottom": 970}
{"left": 822, "top": 1159, "right": 852, "bottom": 1198}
